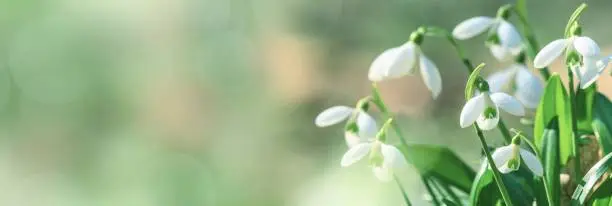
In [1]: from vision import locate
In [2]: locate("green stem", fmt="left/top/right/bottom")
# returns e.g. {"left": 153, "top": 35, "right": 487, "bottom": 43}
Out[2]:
{"left": 394, "top": 175, "right": 413, "bottom": 206}
{"left": 371, "top": 83, "right": 409, "bottom": 146}
{"left": 497, "top": 118, "right": 513, "bottom": 144}
{"left": 474, "top": 125, "right": 514, "bottom": 206}
{"left": 511, "top": 6, "right": 551, "bottom": 80}
{"left": 567, "top": 67, "right": 581, "bottom": 183}
{"left": 513, "top": 130, "right": 554, "bottom": 206}
{"left": 422, "top": 176, "right": 442, "bottom": 206}
{"left": 434, "top": 178, "right": 462, "bottom": 205}
{"left": 424, "top": 27, "right": 513, "bottom": 144}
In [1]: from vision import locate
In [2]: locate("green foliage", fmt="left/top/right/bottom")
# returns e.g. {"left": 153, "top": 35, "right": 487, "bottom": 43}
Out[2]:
{"left": 588, "top": 179, "right": 612, "bottom": 206}
{"left": 576, "top": 85, "right": 597, "bottom": 133}
{"left": 397, "top": 144, "right": 475, "bottom": 193}
{"left": 468, "top": 161, "right": 535, "bottom": 206}
{"left": 534, "top": 74, "right": 574, "bottom": 166}
{"left": 542, "top": 118, "right": 560, "bottom": 205}
{"left": 572, "top": 153, "right": 612, "bottom": 205}
{"left": 594, "top": 93, "right": 612, "bottom": 155}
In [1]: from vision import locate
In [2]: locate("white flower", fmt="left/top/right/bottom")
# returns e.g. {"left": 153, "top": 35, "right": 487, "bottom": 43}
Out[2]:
{"left": 460, "top": 92, "right": 525, "bottom": 130}
{"left": 341, "top": 140, "right": 405, "bottom": 181}
{"left": 315, "top": 106, "right": 378, "bottom": 146}
{"left": 571, "top": 55, "right": 611, "bottom": 89}
{"left": 491, "top": 144, "right": 543, "bottom": 176}
{"left": 368, "top": 42, "right": 442, "bottom": 99}
{"left": 452, "top": 16, "right": 522, "bottom": 61}
{"left": 533, "top": 36, "right": 600, "bottom": 68}
{"left": 487, "top": 64, "right": 544, "bottom": 109}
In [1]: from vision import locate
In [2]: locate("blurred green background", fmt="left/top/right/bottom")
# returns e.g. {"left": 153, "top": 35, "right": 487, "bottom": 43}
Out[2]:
{"left": 0, "top": 0, "right": 611, "bottom": 205}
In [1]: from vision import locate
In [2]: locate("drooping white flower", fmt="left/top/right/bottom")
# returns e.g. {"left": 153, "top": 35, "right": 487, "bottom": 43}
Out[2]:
{"left": 452, "top": 16, "right": 522, "bottom": 61}
{"left": 533, "top": 36, "right": 600, "bottom": 68}
{"left": 315, "top": 106, "right": 378, "bottom": 146}
{"left": 487, "top": 64, "right": 544, "bottom": 109}
{"left": 368, "top": 41, "right": 442, "bottom": 99}
{"left": 491, "top": 144, "right": 543, "bottom": 176}
{"left": 341, "top": 140, "right": 405, "bottom": 181}
{"left": 460, "top": 92, "right": 525, "bottom": 130}
{"left": 571, "top": 55, "right": 611, "bottom": 89}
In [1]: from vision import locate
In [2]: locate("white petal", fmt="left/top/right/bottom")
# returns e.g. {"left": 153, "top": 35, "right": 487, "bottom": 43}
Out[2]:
{"left": 380, "top": 144, "right": 406, "bottom": 168}
{"left": 534, "top": 39, "right": 569, "bottom": 68}
{"left": 357, "top": 111, "right": 378, "bottom": 139}
{"left": 515, "top": 67, "right": 544, "bottom": 109}
{"left": 520, "top": 149, "right": 544, "bottom": 176}
{"left": 452, "top": 16, "right": 495, "bottom": 40}
{"left": 573, "top": 36, "right": 600, "bottom": 57}
{"left": 491, "top": 145, "right": 514, "bottom": 173}
{"left": 578, "top": 57, "right": 601, "bottom": 89}
{"left": 344, "top": 131, "right": 362, "bottom": 148}
{"left": 315, "top": 106, "right": 354, "bottom": 127}
{"left": 486, "top": 67, "right": 517, "bottom": 93}
{"left": 490, "top": 92, "right": 525, "bottom": 116}
{"left": 372, "top": 166, "right": 393, "bottom": 182}
{"left": 340, "top": 143, "right": 372, "bottom": 167}
{"left": 368, "top": 48, "right": 399, "bottom": 82}
{"left": 459, "top": 93, "right": 486, "bottom": 128}
{"left": 419, "top": 55, "right": 442, "bottom": 99}
{"left": 386, "top": 42, "right": 418, "bottom": 77}
{"left": 497, "top": 20, "right": 522, "bottom": 49}
{"left": 476, "top": 107, "right": 500, "bottom": 130}
{"left": 489, "top": 44, "right": 513, "bottom": 62}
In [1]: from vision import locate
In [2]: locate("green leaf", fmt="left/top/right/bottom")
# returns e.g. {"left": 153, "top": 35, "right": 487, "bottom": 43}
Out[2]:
{"left": 468, "top": 161, "right": 535, "bottom": 206}
{"left": 542, "top": 117, "right": 560, "bottom": 205}
{"left": 588, "top": 179, "right": 612, "bottom": 206}
{"left": 464, "top": 63, "right": 485, "bottom": 100}
{"left": 533, "top": 74, "right": 574, "bottom": 166}
{"left": 576, "top": 85, "right": 597, "bottom": 133}
{"left": 594, "top": 93, "right": 612, "bottom": 155}
{"left": 397, "top": 144, "right": 475, "bottom": 193}
{"left": 571, "top": 153, "right": 612, "bottom": 205}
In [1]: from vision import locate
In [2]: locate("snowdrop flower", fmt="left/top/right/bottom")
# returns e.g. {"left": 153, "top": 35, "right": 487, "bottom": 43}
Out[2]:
{"left": 368, "top": 33, "right": 442, "bottom": 99}
{"left": 341, "top": 140, "right": 405, "bottom": 181}
{"left": 487, "top": 64, "right": 543, "bottom": 109}
{"left": 315, "top": 105, "right": 378, "bottom": 147}
{"left": 533, "top": 36, "right": 600, "bottom": 69}
{"left": 460, "top": 90, "right": 525, "bottom": 130}
{"left": 452, "top": 15, "right": 522, "bottom": 61}
{"left": 571, "top": 55, "right": 611, "bottom": 89}
{"left": 491, "top": 138, "right": 543, "bottom": 176}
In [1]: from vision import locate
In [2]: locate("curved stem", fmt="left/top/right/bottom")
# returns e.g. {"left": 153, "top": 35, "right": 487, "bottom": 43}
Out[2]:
{"left": 567, "top": 67, "right": 581, "bottom": 183}
{"left": 511, "top": 7, "right": 551, "bottom": 80}
{"left": 497, "top": 118, "right": 513, "bottom": 144}
{"left": 394, "top": 175, "right": 413, "bottom": 206}
{"left": 513, "top": 130, "right": 554, "bottom": 206}
{"left": 474, "top": 125, "right": 514, "bottom": 206}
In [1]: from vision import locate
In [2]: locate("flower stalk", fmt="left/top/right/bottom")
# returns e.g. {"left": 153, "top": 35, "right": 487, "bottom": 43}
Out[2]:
{"left": 474, "top": 125, "right": 514, "bottom": 206}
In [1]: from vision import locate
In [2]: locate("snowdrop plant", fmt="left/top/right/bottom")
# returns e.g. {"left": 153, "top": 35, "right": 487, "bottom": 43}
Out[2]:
{"left": 314, "top": 2, "right": 612, "bottom": 206}
{"left": 452, "top": 6, "right": 523, "bottom": 61}
{"left": 460, "top": 79, "right": 525, "bottom": 130}
{"left": 368, "top": 31, "right": 442, "bottom": 99}
{"left": 340, "top": 119, "right": 406, "bottom": 181}
{"left": 315, "top": 98, "right": 378, "bottom": 147}
{"left": 492, "top": 136, "right": 543, "bottom": 176}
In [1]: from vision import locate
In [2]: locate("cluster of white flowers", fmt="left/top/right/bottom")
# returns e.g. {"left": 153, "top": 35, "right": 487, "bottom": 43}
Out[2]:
{"left": 314, "top": 5, "right": 611, "bottom": 183}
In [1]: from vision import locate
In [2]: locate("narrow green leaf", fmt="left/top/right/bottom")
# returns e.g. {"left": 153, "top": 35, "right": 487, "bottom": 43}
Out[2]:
{"left": 571, "top": 153, "right": 612, "bottom": 205}
{"left": 593, "top": 119, "right": 612, "bottom": 155}
{"left": 397, "top": 144, "right": 475, "bottom": 193}
{"left": 542, "top": 118, "right": 560, "bottom": 205}
{"left": 464, "top": 63, "right": 485, "bottom": 100}
{"left": 575, "top": 85, "right": 597, "bottom": 132}
{"left": 533, "top": 74, "right": 574, "bottom": 165}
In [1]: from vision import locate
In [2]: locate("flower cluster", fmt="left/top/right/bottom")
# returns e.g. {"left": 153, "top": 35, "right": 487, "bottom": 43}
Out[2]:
{"left": 313, "top": 4, "right": 611, "bottom": 205}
